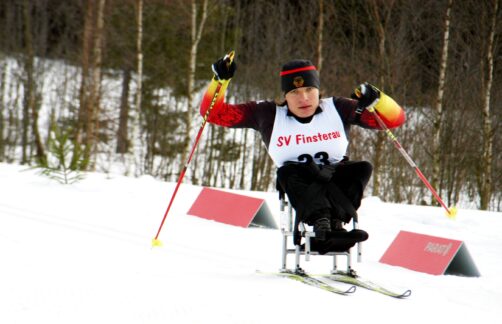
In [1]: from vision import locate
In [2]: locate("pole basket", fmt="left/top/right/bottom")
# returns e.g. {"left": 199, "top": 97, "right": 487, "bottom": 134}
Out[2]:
{"left": 446, "top": 206, "right": 458, "bottom": 219}
{"left": 151, "top": 238, "right": 163, "bottom": 247}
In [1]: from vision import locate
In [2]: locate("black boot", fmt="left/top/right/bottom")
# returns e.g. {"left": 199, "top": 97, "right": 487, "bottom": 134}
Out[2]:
{"left": 313, "top": 217, "right": 331, "bottom": 241}
{"left": 327, "top": 229, "right": 369, "bottom": 252}
{"left": 331, "top": 218, "right": 346, "bottom": 231}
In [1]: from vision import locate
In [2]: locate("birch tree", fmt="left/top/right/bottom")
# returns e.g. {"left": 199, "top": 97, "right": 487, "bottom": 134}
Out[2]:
{"left": 185, "top": 0, "right": 208, "bottom": 184}
{"left": 72, "top": 0, "right": 93, "bottom": 170}
{"left": 116, "top": 68, "right": 131, "bottom": 154}
{"left": 431, "top": 0, "right": 453, "bottom": 204}
{"left": 21, "top": 0, "right": 47, "bottom": 166}
{"left": 85, "top": 0, "right": 106, "bottom": 170}
{"left": 0, "top": 61, "right": 5, "bottom": 161}
{"left": 133, "top": 0, "right": 144, "bottom": 176}
{"left": 316, "top": 0, "right": 324, "bottom": 75}
{"left": 72, "top": 0, "right": 106, "bottom": 171}
{"left": 368, "top": 0, "right": 395, "bottom": 197}
{"left": 479, "top": 0, "right": 498, "bottom": 210}
{"left": 21, "top": 0, "right": 33, "bottom": 164}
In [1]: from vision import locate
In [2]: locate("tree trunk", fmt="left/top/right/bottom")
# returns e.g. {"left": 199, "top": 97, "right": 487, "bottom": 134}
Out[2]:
{"left": 316, "top": 0, "right": 324, "bottom": 75}
{"left": 83, "top": 0, "right": 106, "bottom": 170}
{"left": 212, "top": 126, "right": 225, "bottom": 186}
{"left": 239, "top": 128, "right": 249, "bottom": 189}
{"left": 479, "top": 0, "right": 498, "bottom": 210}
{"left": 5, "top": 81, "right": 21, "bottom": 162}
{"left": 368, "top": 0, "right": 393, "bottom": 197}
{"left": 21, "top": 0, "right": 46, "bottom": 166}
{"left": 20, "top": 0, "right": 32, "bottom": 165}
{"left": 0, "top": 61, "right": 6, "bottom": 161}
{"left": 116, "top": 68, "right": 131, "bottom": 154}
{"left": 202, "top": 125, "right": 214, "bottom": 186}
{"left": 229, "top": 131, "right": 238, "bottom": 188}
{"left": 133, "top": 0, "right": 144, "bottom": 176}
{"left": 431, "top": 0, "right": 453, "bottom": 205}
{"left": 185, "top": 0, "right": 208, "bottom": 180}
{"left": 72, "top": 0, "right": 94, "bottom": 170}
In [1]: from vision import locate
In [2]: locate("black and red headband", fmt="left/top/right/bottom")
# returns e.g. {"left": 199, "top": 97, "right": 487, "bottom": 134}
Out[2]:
{"left": 280, "top": 60, "right": 320, "bottom": 94}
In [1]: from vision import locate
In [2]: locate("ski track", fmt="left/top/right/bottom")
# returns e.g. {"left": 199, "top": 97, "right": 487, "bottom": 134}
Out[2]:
{"left": 1, "top": 163, "right": 501, "bottom": 324}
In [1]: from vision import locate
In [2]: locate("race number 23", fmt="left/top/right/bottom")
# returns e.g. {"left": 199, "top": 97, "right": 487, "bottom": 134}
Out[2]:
{"left": 298, "top": 152, "right": 330, "bottom": 165}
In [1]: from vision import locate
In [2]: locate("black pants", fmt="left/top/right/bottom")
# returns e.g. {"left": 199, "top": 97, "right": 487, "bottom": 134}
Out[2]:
{"left": 277, "top": 160, "right": 373, "bottom": 225}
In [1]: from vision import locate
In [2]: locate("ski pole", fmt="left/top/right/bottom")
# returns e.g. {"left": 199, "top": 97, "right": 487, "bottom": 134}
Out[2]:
{"left": 358, "top": 90, "right": 457, "bottom": 219}
{"left": 152, "top": 51, "right": 235, "bottom": 247}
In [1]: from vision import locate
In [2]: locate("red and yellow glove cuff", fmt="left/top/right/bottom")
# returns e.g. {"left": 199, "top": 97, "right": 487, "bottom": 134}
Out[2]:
{"left": 374, "top": 92, "right": 406, "bottom": 128}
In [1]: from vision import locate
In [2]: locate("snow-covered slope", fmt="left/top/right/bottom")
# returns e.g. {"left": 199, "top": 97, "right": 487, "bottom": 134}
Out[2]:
{"left": 1, "top": 163, "right": 500, "bottom": 324}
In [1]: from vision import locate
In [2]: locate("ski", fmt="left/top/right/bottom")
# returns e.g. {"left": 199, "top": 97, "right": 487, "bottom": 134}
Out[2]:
{"left": 319, "top": 273, "right": 411, "bottom": 298}
{"left": 258, "top": 270, "right": 356, "bottom": 296}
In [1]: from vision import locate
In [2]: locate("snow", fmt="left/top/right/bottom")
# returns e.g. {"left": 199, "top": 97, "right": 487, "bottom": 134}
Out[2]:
{"left": 1, "top": 162, "right": 501, "bottom": 324}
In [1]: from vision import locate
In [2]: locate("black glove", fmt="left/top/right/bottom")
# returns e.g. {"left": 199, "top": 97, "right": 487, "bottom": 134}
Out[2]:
{"left": 211, "top": 53, "right": 236, "bottom": 81}
{"left": 351, "top": 82, "right": 380, "bottom": 109}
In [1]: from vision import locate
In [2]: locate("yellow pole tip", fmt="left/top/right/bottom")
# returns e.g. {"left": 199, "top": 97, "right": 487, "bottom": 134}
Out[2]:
{"left": 151, "top": 238, "right": 163, "bottom": 247}
{"left": 447, "top": 206, "right": 458, "bottom": 219}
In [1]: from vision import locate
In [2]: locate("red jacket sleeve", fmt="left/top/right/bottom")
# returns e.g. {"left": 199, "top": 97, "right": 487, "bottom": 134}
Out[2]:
{"left": 199, "top": 78, "right": 248, "bottom": 127}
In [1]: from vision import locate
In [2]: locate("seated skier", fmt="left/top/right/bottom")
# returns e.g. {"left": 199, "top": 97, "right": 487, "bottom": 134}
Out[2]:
{"left": 200, "top": 53, "right": 406, "bottom": 253}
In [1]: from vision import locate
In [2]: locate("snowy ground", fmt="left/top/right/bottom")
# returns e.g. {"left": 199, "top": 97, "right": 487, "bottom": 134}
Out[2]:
{"left": 1, "top": 162, "right": 501, "bottom": 324}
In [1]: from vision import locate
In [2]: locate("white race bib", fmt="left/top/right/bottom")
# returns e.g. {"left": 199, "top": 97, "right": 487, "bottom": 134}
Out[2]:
{"left": 268, "top": 98, "right": 349, "bottom": 167}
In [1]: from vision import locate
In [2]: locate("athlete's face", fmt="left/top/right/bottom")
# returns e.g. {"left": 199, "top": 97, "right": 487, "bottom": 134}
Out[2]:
{"left": 285, "top": 87, "right": 320, "bottom": 118}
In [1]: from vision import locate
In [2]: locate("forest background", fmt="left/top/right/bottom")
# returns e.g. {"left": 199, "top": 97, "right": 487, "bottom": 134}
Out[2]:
{"left": 0, "top": 0, "right": 500, "bottom": 210}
